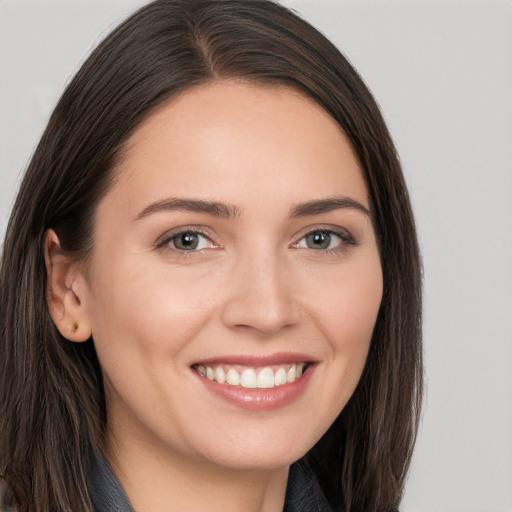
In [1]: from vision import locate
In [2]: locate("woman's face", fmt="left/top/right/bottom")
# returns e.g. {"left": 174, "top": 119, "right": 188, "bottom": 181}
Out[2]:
{"left": 78, "top": 82, "right": 383, "bottom": 470}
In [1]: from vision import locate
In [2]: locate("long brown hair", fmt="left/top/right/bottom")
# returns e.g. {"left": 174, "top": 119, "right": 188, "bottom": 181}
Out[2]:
{"left": 0, "top": 1, "right": 422, "bottom": 511}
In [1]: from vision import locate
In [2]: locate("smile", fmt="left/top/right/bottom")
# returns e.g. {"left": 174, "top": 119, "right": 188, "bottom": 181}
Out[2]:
{"left": 191, "top": 354, "right": 316, "bottom": 411}
{"left": 193, "top": 363, "right": 306, "bottom": 389}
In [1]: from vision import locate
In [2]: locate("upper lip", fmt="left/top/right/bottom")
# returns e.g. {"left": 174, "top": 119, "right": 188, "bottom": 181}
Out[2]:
{"left": 191, "top": 352, "right": 318, "bottom": 367}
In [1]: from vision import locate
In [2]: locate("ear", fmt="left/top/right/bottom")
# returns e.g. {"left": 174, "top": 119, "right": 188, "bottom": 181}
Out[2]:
{"left": 44, "top": 229, "right": 92, "bottom": 342}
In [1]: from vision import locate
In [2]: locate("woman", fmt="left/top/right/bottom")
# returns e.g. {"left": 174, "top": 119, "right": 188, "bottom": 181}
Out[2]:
{"left": 0, "top": 1, "right": 422, "bottom": 511}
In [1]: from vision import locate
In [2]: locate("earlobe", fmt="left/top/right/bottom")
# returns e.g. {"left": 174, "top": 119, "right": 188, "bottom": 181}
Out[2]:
{"left": 44, "top": 229, "right": 92, "bottom": 342}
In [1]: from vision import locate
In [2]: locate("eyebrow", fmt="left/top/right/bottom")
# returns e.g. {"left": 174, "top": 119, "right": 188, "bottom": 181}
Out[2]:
{"left": 290, "top": 197, "right": 370, "bottom": 217}
{"left": 134, "top": 195, "right": 370, "bottom": 222}
{"left": 134, "top": 198, "right": 241, "bottom": 221}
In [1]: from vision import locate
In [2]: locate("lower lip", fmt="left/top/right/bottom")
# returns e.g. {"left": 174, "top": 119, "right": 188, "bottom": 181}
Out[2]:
{"left": 194, "top": 366, "right": 314, "bottom": 411}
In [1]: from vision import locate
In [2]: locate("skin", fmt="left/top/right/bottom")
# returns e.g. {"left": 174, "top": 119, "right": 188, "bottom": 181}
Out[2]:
{"left": 46, "top": 81, "right": 383, "bottom": 512}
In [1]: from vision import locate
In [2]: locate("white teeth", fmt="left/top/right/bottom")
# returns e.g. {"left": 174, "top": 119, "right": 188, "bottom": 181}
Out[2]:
{"left": 286, "top": 365, "right": 296, "bottom": 383}
{"left": 215, "top": 366, "right": 226, "bottom": 384}
{"left": 226, "top": 368, "right": 240, "bottom": 386}
{"left": 240, "top": 368, "right": 257, "bottom": 388}
{"left": 274, "top": 367, "right": 287, "bottom": 386}
{"left": 196, "top": 363, "right": 307, "bottom": 388}
{"left": 257, "top": 367, "right": 275, "bottom": 389}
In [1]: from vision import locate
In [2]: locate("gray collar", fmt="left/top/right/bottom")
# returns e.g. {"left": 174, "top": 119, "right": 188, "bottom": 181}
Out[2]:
{"left": 88, "top": 454, "right": 134, "bottom": 512}
{"left": 88, "top": 453, "right": 333, "bottom": 512}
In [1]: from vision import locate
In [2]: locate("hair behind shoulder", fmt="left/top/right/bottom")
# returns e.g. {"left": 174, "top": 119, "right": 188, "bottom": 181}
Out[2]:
{"left": 0, "top": 1, "right": 422, "bottom": 511}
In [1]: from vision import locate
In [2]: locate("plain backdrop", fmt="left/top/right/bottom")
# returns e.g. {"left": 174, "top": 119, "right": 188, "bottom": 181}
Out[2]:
{"left": 1, "top": 1, "right": 511, "bottom": 511}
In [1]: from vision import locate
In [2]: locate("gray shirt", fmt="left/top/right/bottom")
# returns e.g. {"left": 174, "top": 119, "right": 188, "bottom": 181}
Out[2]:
{"left": 88, "top": 454, "right": 334, "bottom": 512}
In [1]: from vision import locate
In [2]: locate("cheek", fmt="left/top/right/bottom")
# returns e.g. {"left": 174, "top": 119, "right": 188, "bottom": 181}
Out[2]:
{"left": 306, "top": 258, "right": 383, "bottom": 351}
{"left": 333, "top": 275, "right": 382, "bottom": 351}
{"left": 84, "top": 260, "right": 221, "bottom": 430}
{"left": 85, "top": 257, "right": 220, "bottom": 372}
{"left": 304, "top": 257, "right": 383, "bottom": 416}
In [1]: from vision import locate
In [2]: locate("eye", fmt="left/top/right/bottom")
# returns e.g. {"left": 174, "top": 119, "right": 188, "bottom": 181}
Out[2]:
{"left": 302, "top": 231, "right": 341, "bottom": 250}
{"left": 306, "top": 231, "right": 337, "bottom": 250}
{"left": 168, "top": 231, "right": 211, "bottom": 251}
{"left": 294, "top": 229, "right": 354, "bottom": 251}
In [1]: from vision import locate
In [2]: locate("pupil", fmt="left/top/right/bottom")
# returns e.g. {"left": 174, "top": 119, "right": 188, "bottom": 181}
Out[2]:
{"left": 175, "top": 232, "right": 198, "bottom": 250}
{"left": 308, "top": 232, "right": 330, "bottom": 250}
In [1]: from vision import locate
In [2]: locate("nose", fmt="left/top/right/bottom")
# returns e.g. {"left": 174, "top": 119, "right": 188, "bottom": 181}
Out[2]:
{"left": 221, "top": 250, "right": 300, "bottom": 336}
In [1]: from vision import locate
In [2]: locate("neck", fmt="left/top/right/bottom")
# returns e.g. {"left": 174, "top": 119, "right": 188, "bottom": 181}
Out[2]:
{"left": 105, "top": 431, "right": 290, "bottom": 512}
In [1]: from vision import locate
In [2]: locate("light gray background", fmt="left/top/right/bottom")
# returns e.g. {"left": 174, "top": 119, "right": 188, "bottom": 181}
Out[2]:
{"left": 1, "top": 1, "right": 511, "bottom": 511}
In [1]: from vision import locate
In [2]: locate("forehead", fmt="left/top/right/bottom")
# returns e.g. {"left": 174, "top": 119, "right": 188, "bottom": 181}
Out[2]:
{"left": 108, "top": 80, "right": 368, "bottom": 211}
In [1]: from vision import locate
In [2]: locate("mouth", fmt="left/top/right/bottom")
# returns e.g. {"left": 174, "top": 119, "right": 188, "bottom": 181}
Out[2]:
{"left": 192, "top": 362, "right": 310, "bottom": 389}
{"left": 190, "top": 354, "right": 316, "bottom": 411}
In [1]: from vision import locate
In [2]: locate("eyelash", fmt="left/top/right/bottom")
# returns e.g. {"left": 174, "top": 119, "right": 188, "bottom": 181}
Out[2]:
{"left": 155, "top": 226, "right": 357, "bottom": 258}
{"left": 293, "top": 227, "right": 357, "bottom": 254}
{"left": 155, "top": 227, "right": 217, "bottom": 257}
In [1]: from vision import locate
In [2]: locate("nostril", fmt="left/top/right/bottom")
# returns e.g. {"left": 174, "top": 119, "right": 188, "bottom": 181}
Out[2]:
{"left": 221, "top": 296, "right": 299, "bottom": 336}
{"left": 219, "top": 256, "right": 300, "bottom": 334}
